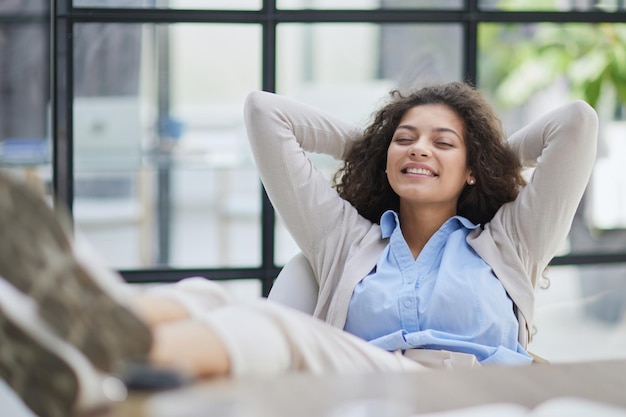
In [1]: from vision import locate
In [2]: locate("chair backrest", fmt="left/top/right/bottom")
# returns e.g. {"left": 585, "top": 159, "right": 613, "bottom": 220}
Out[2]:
{"left": 267, "top": 252, "right": 319, "bottom": 315}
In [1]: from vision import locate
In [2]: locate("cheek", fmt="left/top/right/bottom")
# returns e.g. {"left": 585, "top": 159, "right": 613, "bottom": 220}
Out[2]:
{"left": 386, "top": 146, "right": 401, "bottom": 166}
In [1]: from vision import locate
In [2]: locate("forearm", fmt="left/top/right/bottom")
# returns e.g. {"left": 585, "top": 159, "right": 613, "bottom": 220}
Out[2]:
{"left": 244, "top": 91, "right": 361, "bottom": 161}
{"left": 507, "top": 100, "right": 598, "bottom": 168}
{"left": 502, "top": 100, "right": 599, "bottom": 264}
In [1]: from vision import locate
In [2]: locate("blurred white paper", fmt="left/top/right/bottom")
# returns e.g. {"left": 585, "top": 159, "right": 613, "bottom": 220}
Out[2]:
{"left": 412, "top": 403, "right": 528, "bottom": 417}
{"left": 532, "top": 397, "right": 626, "bottom": 416}
{"left": 414, "top": 397, "right": 626, "bottom": 417}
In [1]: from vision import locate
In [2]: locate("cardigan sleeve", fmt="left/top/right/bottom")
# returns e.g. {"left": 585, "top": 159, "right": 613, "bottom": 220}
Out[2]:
{"left": 500, "top": 100, "right": 599, "bottom": 272}
{"left": 243, "top": 91, "right": 365, "bottom": 258}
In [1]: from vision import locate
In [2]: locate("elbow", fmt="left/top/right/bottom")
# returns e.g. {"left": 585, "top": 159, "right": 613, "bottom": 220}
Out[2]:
{"left": 570, "top": 99, "right": 599, "bottom": 133}
{"left": 243, "top": 90, "right": 285, "bottom": 139}
{"left": 568, "top": 100, "right": 599, "bottom": 141}
{"left": 244, "top": 90, "right": 290, "bottom": 124}
{"left": 243, "top": 90, "right": 269, "bottom": 121}
{"left": 557, "top": 100, "right": 599, "bottom": 158}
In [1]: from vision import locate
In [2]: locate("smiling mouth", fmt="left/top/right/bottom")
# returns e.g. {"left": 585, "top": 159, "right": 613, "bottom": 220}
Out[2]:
{"left": 402, "top": 167, "right": 437, "bottom": 177}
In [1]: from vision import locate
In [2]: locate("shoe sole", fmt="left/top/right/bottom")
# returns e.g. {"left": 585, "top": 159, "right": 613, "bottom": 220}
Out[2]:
{"left": 0, "top": 174, "right": 152, "bottom": 372}
{"left": 0, "top": 303, "right": 79, "bottom": 417}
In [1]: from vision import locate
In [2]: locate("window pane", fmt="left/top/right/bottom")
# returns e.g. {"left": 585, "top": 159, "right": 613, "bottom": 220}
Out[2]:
{"left": 73, "top": 23, "right": 261, "bottom": 270}
{"left": 478, "top": 22, "right": 626, "bottom": 258}
{"left": 531, "top": 264, "right": 626, "bottom": 362}
{"left": 278, "top": 0, "right": 462, "bottom": 9}
{"left": 0, "top": 3, "right": 51, "bottom": 199}
{"left": 274, "top": 22, "right": 462, "bottom": 264}
{"left": 74, "top": 0, "right": 261, "bottom": 10}
{"left": 480, "top": 0, "right": 625, "bottom": 11}
{"left": 0, "top": 1, "right": 48, "bottom": 13}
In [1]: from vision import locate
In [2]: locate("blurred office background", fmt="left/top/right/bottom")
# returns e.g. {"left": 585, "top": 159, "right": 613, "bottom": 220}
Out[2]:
{"left": 1, "top": 0, "right": 626, "bottom": 362}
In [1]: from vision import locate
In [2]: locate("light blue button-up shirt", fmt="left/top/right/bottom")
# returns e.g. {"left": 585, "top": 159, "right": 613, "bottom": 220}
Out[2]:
{"left": 344, "top": 210, "right": 532, "bottom": 365}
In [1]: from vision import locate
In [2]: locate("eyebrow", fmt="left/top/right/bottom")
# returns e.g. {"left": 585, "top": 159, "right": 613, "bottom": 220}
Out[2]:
{"left": 396, "top": 125, "right": 463, "bottom": 140}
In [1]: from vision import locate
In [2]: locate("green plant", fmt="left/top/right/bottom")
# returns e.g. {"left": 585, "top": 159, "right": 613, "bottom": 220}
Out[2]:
{"left": 478, "top": 1, "right": 626, "bottom": 114}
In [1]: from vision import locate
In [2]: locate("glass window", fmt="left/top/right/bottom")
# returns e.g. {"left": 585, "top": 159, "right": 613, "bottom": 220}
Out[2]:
{"left": 73, "top": 0, "right": 261, "bottom": 10}
{"left": 478, "top": 22, "right": 626, "bottom": 256}
{"left": 278, "top": 0, "right": 462, "bottom": 10}
{"left": 73, "top": 23, "right": 262, "bottom": 269}
{"left": 0, "top": 2, "right": 51, "bottom": 198}
{"left": 531, "top": 264, "right": 626, "bottom": 362}
{"left": 480, "top": 0, "right": 625, "bottom": 11}
{"left": 48, "top": 0, "right": 626, "bottom": 358}
{"left": 274, "top": 22, "right": 463, "bottom": 264}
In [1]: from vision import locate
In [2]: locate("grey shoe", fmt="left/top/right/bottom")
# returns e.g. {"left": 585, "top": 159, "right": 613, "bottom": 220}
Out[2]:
{"left": 0, "top": 174, "right": 152, "bottom": 372}
{"left": 0, "top": 277, "right": 127, "bottom": 417}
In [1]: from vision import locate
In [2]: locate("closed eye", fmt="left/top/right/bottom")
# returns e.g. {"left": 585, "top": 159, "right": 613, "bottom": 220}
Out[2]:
{"left": 394, "top": 138, "right": 414, "bottom": 144}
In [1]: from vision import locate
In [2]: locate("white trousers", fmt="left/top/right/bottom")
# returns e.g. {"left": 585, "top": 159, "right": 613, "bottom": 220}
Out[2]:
{"left": 76, "top": 229, "right": 479, "bottom": 375}
{"left": 147, "top": 277, "right": 480, "bottom": 376}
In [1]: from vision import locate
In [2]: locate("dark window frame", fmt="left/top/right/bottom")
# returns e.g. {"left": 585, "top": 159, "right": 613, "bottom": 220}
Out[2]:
{"left": 51, "top": 0, "right": 626, "bottom": 296}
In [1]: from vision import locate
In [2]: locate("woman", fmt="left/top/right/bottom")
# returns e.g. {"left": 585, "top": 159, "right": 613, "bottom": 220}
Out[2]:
{"left": 243, "top": 82, "right": 596, "bottom": 365}
{"left": 0, "top": 82, "right": 598, "bottom": 417}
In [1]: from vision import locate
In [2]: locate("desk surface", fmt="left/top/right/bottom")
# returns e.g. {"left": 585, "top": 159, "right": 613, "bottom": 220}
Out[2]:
{"left": 111, "top": 359, "right": 626, "bottom": 417}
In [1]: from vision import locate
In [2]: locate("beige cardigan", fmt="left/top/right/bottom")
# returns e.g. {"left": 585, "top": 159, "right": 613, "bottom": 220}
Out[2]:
{"left": 244, "top": 91, "right": 598, "bottom": 349}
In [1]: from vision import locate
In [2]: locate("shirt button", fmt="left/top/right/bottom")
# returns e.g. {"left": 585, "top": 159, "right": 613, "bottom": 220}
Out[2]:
{"left": 404, "top": 300, "right": 411, "bottom": 308}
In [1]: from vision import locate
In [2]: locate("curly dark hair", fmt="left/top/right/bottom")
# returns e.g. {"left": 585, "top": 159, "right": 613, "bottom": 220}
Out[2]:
{"left": 333, "top": 82, "right": 526, "bottom": 226}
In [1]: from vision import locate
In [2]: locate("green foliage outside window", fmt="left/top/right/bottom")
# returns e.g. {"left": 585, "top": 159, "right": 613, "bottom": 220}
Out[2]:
{"left": 479, "top": 1, "right": 626, "bottom": 117}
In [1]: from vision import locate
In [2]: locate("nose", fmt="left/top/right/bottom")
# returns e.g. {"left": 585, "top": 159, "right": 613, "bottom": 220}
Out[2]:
{"left": 409, "top": 139, "right": 431, "bottom": 158}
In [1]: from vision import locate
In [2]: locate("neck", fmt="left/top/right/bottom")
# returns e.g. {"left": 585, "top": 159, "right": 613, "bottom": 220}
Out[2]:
{"left": 398, "top": 203, "right": 456, "bottom": 259}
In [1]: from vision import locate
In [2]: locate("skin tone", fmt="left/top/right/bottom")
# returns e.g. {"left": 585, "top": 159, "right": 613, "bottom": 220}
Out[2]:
{"left": 386, "top": 104, "right": 475, "bottom": 259}
{"left": 133, "top": 294, "right": 231, "bottom": 377}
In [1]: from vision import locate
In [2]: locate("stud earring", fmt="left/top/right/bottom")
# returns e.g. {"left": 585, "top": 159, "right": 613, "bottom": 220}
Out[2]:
{"left": 468, "top": 178, "right": 475, "bottom": 185}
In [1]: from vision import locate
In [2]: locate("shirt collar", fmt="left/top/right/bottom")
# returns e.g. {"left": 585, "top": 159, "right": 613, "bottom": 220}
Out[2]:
{"left": 380, "top": 209, "right": 479, "bottom": 239}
